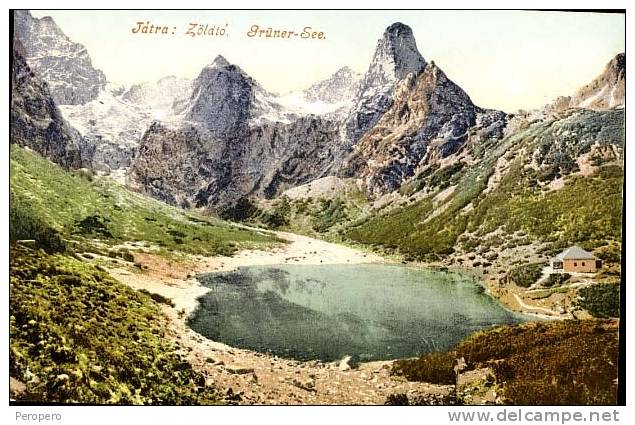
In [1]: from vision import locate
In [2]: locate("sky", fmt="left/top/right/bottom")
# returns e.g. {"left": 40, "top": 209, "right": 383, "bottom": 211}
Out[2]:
{"left": 31, "top": 10, "right": 625, "bottom": 112}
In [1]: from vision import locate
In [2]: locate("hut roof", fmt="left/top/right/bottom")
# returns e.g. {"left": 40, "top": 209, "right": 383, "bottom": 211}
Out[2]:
{"left": 558, "top": 246, "right": 596, "bottom": 260}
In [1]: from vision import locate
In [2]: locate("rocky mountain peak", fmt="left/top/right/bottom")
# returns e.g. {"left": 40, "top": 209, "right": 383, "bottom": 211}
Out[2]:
{"left": 13, "top": 10, "right": 107, "bottom": 105}
{"left": 343, "top": 22, "right": 426, "bottom": 143}
{"left": 372, "top": 22, "right": 426, "bottom": 84}
{"left": 186, "top": 56, "right": 257, "bottom": 136}
{"left": 208, "top": 54, "right": 231, "bottom": 69}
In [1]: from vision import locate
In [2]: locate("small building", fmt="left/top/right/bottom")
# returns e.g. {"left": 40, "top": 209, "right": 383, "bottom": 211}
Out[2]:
{"left": 551, "top": 246, "right": 601, "bottom": 273}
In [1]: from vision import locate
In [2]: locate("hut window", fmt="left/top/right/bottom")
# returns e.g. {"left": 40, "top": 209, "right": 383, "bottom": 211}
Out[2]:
{"left": 574, "top": 262, "right": 577, "bottom": 266}
{"left": 582, "top": 262, "right": 585, "bottom": 266}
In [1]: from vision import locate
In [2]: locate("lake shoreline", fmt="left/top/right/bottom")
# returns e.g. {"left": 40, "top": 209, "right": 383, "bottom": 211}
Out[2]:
{"left": 108, "top": 230, "right": 458, "bottom": 404}
{"left": 106, "top": 228, "right": 568, "bottom": 404}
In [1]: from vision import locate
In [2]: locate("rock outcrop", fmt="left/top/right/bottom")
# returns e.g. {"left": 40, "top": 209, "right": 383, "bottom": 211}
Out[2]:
{"left": 130, "top": 116, "right": 343, "bottom": 208}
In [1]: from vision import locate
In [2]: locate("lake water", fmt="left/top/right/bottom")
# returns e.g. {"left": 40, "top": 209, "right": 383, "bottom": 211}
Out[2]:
{"left": 188, "top": 264, "right": 528, "bottom": 362}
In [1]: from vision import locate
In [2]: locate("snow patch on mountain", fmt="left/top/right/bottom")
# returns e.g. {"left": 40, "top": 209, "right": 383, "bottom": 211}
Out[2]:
{"left": 122, "top": 76, "right": 193, "bottom": 119}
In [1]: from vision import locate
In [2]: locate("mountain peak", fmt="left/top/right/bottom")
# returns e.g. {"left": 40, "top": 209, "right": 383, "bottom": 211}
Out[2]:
{"left": 13, "top": 9, "right": 106, "bottom": 105}
{"left": 376, "top": 22, "right": 425, "bottom": 80}
{"left": 209, "top": 55, "right": 231, "bottom": 68}
{"left": 301, "top": 66, "right": 361, "bottom": 104}
{"left": 342, "top": 22, "right": 426, "bottom": 143}
{"left": 384, "top": 22, "right": 414, "bottom": 38}
{"left": 555, "top": 52, "right": 626, "bottom": 111}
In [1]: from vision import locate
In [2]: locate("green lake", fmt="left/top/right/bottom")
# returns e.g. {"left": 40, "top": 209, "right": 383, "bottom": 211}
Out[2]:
{"left": 188, "top": 264, "right": 528, "bottom": 362}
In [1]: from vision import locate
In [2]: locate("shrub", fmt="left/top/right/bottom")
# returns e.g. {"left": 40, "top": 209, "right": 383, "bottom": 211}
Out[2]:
{"left": 385, "top": 393, "right": 409, "bottom": 405}
{"left": 575, "top": 283, "right": 621, "bottom": 318}
{"left": 219, "top": 197, "right": 260, "bottom": 222}
{"left": 73, "top": 214, "right": 113, "bottom": 238}
{"left": 312, "top": 199, "right": 348, "bottom": 232}
{"left": 455, "top": 321, "right": 618, "bottom": 405}
{"left": 394, "top": 321, "right": 619, "bottom": 405}
{"left": 260, "top": 210, "right": 288, "bottom": 229}
{"left": 505, "top": 263, "right": 544, "bottom": 288}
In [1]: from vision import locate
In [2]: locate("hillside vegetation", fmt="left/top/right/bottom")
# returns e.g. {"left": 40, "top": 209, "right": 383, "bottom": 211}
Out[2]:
{"left": 392, "top": 320, "right": 619, "bottom": 405}
{"left": 10, "top": 244, "right": 222, "bottom": 404}
{"left": 9, "top": 145, "right": 281, "bottom": 404}
{"left": 345, "top": 110, "right": 624, "bottom": 263}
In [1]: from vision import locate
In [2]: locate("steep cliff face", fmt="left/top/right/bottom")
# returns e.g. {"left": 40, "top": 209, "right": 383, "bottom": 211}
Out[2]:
{"left": 343, "top": 23, "right": 426, "bottom": 144}
{"left": 129, "top": 116, "right": 342, "bottom": 208}
{"left": 11, "top": 38, "right": 93, "bottom": 169}
{"left": 13, "top": 10, "right": 107, "bottom": 105}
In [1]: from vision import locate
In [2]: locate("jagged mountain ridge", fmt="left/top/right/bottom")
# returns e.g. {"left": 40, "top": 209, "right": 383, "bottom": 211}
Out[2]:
{"left": 342, "top": 61, "right": 507, "bottom": 196}
{"left": 131, "top": 22, "right": 469, "bottom": 208}
{"left": 11, "top": 11, "right": 624, "bottom": 214}
{"left": 14, "top": 10, "right": 107, "bottom": 105}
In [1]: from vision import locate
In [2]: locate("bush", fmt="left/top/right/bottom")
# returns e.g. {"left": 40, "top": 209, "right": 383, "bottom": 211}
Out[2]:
{"left": 394, "top": 320, "right": 619, "bottom": 405}
{"left": 219, "top": 197, "right": 260, "bottom": 222}
{"left": 312, "top": 199, "right": 348, "bottom": 232}
{"left": 385, "top": 393, "right": 409, "bottom": 405}
{"left": 73, "top": 214, "right": 113, "bottom": 238}
{"left": 392, "top": 351, "right": 456, "bottom": 385}
{"left": 576, "top": 283, "right": 620, "bottom": 318}
{"left": 454, "top": 321, "right": 618, "bottom": 405}
{"left": 260, "top": 210, "right": 288, "bottom": 229}
{"left": 505, "top": 263, "right": 544, "bottom": 288}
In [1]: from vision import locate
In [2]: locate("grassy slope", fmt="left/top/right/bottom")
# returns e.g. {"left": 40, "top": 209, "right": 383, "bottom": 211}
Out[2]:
{"left": 10, "top": 245, "right": 222, "bottom": 404}
{"left": 10, "top": 145, "right": 280, "bottom": 256}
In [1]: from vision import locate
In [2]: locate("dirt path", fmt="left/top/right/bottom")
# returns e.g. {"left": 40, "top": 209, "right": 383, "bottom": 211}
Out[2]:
{"left": 107, "top": 231, "right": 455, "bottom": 405}
{"left": 512, "top": 293, "right": 564, "bottom": 318}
